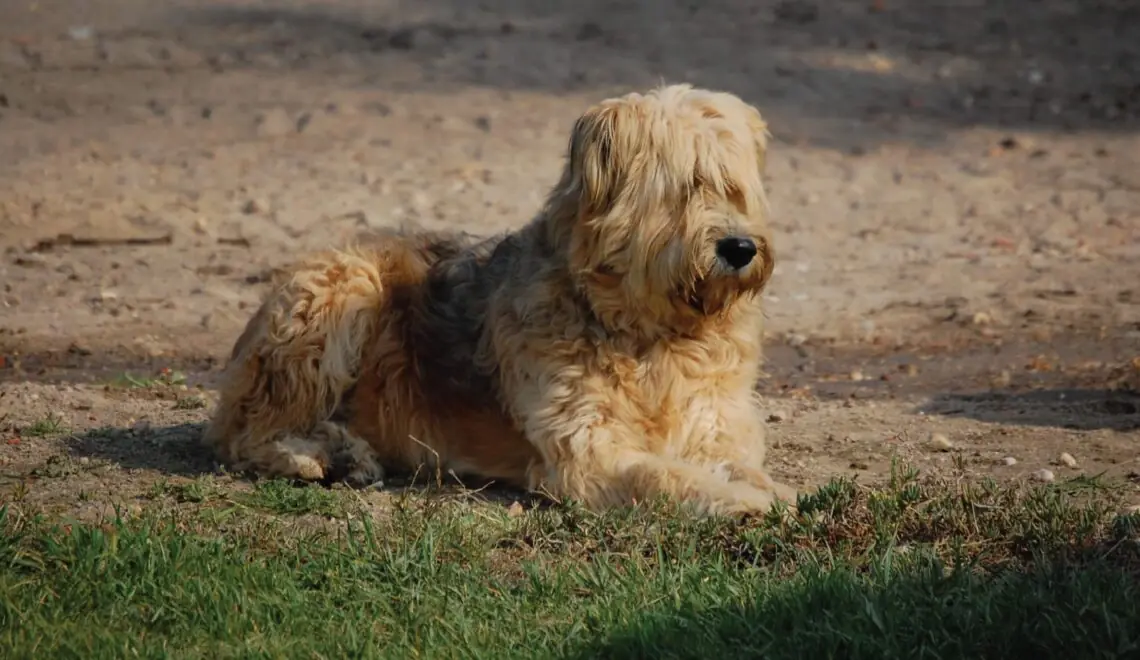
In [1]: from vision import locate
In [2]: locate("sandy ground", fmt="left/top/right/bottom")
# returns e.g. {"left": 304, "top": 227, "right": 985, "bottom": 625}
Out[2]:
{"left": 2, "top": 0, "right": 1139, "bottom": 515}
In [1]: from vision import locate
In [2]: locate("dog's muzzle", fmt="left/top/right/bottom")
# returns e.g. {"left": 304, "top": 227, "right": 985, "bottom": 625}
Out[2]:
{"left": 715, "top": 236, "right": 758, "bottom": 270}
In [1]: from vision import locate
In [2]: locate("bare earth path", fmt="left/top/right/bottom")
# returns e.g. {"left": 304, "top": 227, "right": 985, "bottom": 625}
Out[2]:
{"left": 2, "top": 0, "right": 1139, "bottom": 516}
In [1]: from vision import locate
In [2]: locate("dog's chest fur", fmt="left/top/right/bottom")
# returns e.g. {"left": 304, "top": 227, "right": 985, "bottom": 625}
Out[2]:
{"left": 403, "top": 228, "right": 764, "bottom": 447}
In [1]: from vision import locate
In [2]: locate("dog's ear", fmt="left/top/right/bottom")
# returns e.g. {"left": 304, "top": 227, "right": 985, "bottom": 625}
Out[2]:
{"left": 568, "top": 102, "right": 625, "bottom": 216}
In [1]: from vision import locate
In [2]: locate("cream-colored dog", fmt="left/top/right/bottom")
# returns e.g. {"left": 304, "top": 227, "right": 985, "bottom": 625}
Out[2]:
{"left": 204, "top": 84, "right": 797, "bottom": 515}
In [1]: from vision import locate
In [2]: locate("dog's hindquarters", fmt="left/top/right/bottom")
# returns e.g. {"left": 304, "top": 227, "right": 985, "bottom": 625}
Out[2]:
{"left": 203, "top": 239, "right": 435, "bottom": 484}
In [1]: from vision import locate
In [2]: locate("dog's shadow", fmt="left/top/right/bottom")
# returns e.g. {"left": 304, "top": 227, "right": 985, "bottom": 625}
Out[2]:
{"left": 65, "top": 421, "right": 539, "bottom": 505}
{"left": 67, "top": 422, "right": 218, "bottom": 478}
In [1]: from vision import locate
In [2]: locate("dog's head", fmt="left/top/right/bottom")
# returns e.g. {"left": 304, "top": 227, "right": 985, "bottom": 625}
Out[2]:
{"left": 550, "top": 84, "right": 775, "bottom": 337}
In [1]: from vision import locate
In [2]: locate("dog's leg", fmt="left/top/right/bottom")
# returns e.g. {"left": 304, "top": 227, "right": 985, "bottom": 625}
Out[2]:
{"left": 204, "top": 249, "right": 389, "bottom": 486}
{"left": 319, "top": 421, "right": 386, "bottom": 486}
{"left": 728, "top": 464, "right": 799, "bottom": 506}
{"left": 532, "top": 431, "right": 786, "bottom": 515}
{"left": 618, "top": 452, "right": 785, "bottom": 515}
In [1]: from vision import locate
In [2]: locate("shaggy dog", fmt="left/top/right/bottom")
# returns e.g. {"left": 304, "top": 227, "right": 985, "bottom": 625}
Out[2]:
{"left": 204, "top": 84, "right": 797, "bottom": 515}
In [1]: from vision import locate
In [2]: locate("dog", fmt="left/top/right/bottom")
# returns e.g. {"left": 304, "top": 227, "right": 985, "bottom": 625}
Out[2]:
{"left": 203, "top": 84, "right": 797, "bottom": 515}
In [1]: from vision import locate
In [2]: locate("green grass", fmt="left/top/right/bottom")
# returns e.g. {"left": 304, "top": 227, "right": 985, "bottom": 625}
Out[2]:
{"left": 2, "top": 467, "right": 1139, "bottom": 659}
{"left": 172, "top": 395, "right": 207, "bottom": 411}
{"left": 21, "top": 414, "right": 68, "bottom": 438}
{"left": 108, "top": 368, "right": 188, "bottom": 390}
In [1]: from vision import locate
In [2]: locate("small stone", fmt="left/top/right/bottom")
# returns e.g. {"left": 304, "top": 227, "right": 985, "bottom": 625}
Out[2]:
{"left": 68, "top": 340, "right": 93, "bottom": 356}
{"left": 1031, "top": 468, "right": 1055, "bottom": 483}
{"left": 78, "top": 456, "right": 90, "bottom": 466}
{"left": 575, "top": 22, "right": 604, "bottom": 41}
{"left": 972, "top": 311, "right": 992, "bottom": 325}
{"left": 786, "top": 333, "right": 808, "bottom": 347}
{"left": 68, "top": 25, "right": 95, "bottom": 40}
{"left": 388, "top": 28, "right": 417, "bottom": 50}
{"left": 242, "top": 198, "right": 268, "bottom": 215}
{"left": 774, "top": 0, "right": 819, "bottom": 24}
{"left": 928, "top": 432, "right": 953, "bottom": 452}
{"left": 849, "top": 370, "right": 865, "bottom": 382}
{"left": 14, "top": 252, "right": 47, "bottom": 267}
{"left": 1000, "top": 456, "right": 1018, "bottom": 466}
{"left": 507, "top": 501, "right": 525, "bottom": 518}
{"left": 767, "top": 410, "right": 787, "bottom": 423}
{"left": 1058, "top": 452, "right": 1078, "bottom": 468}
{"left": 991, "top": 369, "right": 1012, "bottom": 388}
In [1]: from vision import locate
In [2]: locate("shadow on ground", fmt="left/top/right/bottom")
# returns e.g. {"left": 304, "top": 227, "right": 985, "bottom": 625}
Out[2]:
{"left": 67, "top": 421, "right": 217, "bottom": 477}
{"left": 762, "top": 331, "right": 1140, "bottom": 406}
{"left": 566, "top": 554, "right": 1140, "bottom": 659}
{"left": 922, "top": 387, "right": 1140, "bottom": 431}
{"left": 63, "top": 418, "right": 537, "bottom": 504}
{"left": 165, "top": 0, "right": 1140, "bottom": 149}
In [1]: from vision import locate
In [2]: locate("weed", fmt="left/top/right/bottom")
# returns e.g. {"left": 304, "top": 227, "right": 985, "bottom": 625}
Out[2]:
{"left": 22, "top": 414, "right": 68, "bottom": 438}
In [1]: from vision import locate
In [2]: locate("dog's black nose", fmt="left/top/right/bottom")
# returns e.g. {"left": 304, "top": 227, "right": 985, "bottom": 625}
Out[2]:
{"left": 716, "top": 237, "right": 758, "bottom": 269}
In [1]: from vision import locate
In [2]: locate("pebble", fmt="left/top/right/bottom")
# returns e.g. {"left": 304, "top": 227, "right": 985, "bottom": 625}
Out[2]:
{"left": 14, "top": 252, "right": 47, "bottom": 267}
{"left": 1031, "top": 468, "right": 1055, "bottom": 483}
{"left": 1000, "top": 456, "right": 1018, "bottom": 466}
{"left": 507, "top": 501, "right": 525, "bottom": 518}
{"left": 767, "top": 410, "right": 787, "bottom": 423}
{"left": 786, "top": 333, "right": 808, "bottom": 347}
{"left": 242, "top": 198, "right": 268, "bottom": 215}
{"left": 928, "top": 432, "right": 953, "bottom": 452}
{"left": 68, "top": 25, "right": 95, "bottom": 40}
{"left": 849, "top": 370, "right": 865, "bottom": 382}
{"left": 1058, "top": 452, "right": 1078, "bottom": 468}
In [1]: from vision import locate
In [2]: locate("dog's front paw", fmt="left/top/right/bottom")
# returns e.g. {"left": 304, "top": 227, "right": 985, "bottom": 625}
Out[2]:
{"left": 288, "top": 454, "right": 328, "bottom": 482}
{"left": 326, "top": 452, "right": 385, "bottom": 489}
{"left": 346, "top": 461, "right": 386, "bottom": 489}
{"left": 772, "top": 480, "right": 799, "bottom": 505}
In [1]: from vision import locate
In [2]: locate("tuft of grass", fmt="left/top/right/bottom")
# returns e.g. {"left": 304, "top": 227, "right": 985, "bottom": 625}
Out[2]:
{"left": 173, "top": 395, "right": 207, "bottom": 411}
{"left": 21, "top": 414, "right": 68, "bottom": 438}
{"left": 239, "top": 478, "right": 352, "bottom": 518}
{"left": 149, "top": 477, "right": 221, "bottom": 504}
{"left": 108, "top": 368, "right": 188, "bottom": 390}
{"left": 0, "top": 466, "right": 1138, "bottom": 658}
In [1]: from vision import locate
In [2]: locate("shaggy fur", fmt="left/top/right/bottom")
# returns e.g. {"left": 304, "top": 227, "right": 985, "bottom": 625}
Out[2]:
{"left": 204, "top": 84, "right": 797, "bottom": 515}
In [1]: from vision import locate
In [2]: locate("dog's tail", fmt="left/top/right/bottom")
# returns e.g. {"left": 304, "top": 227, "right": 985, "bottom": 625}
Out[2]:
{"left": 203, "top": 235, "right": 444, "bottom": 476}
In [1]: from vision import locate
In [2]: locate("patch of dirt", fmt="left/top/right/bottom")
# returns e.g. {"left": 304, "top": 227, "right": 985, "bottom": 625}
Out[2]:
{"left": 2, "top": 0, "right": 1139, "bottom": 517}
